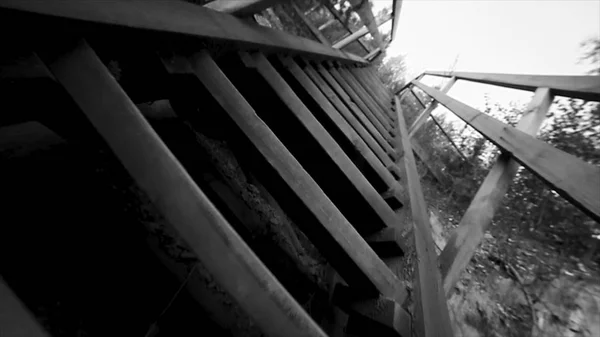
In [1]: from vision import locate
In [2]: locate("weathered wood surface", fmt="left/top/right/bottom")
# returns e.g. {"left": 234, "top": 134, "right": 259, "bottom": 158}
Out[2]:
{"left": 353, "top": 67, "right": 393, "bottom": 114}
{"left": 439, "top": 88, "right": 554, "bottom": 295}
{"left": 43, "top": 40, "right": 326, "bottom": 337}
{"left": 342, "top": 65, "right": 394, "bottom": 125}
{"left": 414, "top": 81, "right": 600, "bottom": 222}
{"left": 291, "top": 2, "right": 331, "bottom": 45}
{"left": 315, "top": 64, "right": 398, "bottom": 158}
{"left": 318, "top": 18, "right": 337, "bottom": 31}
{"left": 282, "top": 57, "right": 404, "bottom": 198}
{"left": 393, "top": 95, "right": 452, "bottom": 337}
{"left": 390, "top": 0, "right": 404, "bottom": 42}
{"left": 204, "top": 0, "right": 280, "bottom": 16}
{"left": 426, "top": 71, "right": 600, "bottom": 101}
{"left": 347, "top": 0, "right": 384, "bottom": 49}
{"left": 303, "top": 63, "right": 395, "bottom": 167}
{"left": 332, "top": 14, "right": 392, "bottom": 49}
{"left": 183, "top": 51, "right": 407, "bottom": 304}
{"left": 335, "top": 64, "right": 395, "bottom": 130}
{"left": 348, "top": 65, "right": 392, "bottom": 116}
{"left": 408, "top": 77, "right": 456, "bottom": 138}
{"left": 243, "top": 52, "right": 399, "bottom": 230}
{"left": 322, "top": 1, "right": 370, "bottom": 53}
{"left": 327, "top": 65, "right": 394, "bottom": 140}
{"left": 0, "top": 0, "right": 364, "bottom": 64}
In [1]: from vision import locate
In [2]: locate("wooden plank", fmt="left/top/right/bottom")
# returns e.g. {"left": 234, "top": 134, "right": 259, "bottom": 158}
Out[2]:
{"left": 327, "top": 64, "right": 395, "bottom": 140}
{"left": 348, "top": 66, "right": 394, "bottom": 119}
{"left": 347, "top": 0, "right": 384, "bottom": 49}
{"left": 332, "top": 15, "right": 392, "bottom": 49}
{"left": 242, "top": 52, "right": 400, "bottom": 231}
{"left": 341, "top": 65, "right": 394, "bottom": 123}
{"left": 426, "top": 71, "right": 600, "bottom": 101}
{"left": 355, "top": 67, "right": 393, "bottom": 113}
{"left": 303, "top": 63, "right": 396, "bottom": 167}
{"left": 363, "top": 67, "right": 393, "bottom": 101}
{"left": 318, "top": 18, "right": 337, "bottom": 31}
{"left": 334, "top": 64, "right": 395, "bottom": 130}
{"left": 0, "top": 0, "right": 365, "bottom": 64}
{"left": 204, "top": 0, "right": 280, "bottom": 16}
{"left": 390, "top": 0, "right": 404, "bottom": 42}
{"left": 439, "top": 88, "right": 554, "bottom": 295}
{"left": 408, "top": 77, "right": 456, "bottom": 138}
{"left": 413, "top": 81, "right": 600, "bottom": 221}
{"left": 365, "top": 47, "right": 382, "bottom": 61}
{"left": 393, "top": 95, "right": 452, "bottom": 337}
{"left": 184, "top": 50, "right": 408, "bottom": 304}
{"left": 281, "top": 57, "right": 404, "bottom": 198}
{"left": 0, "top": 278, "right": 50, "bottom": 337}
{"left": 322, "top": 2, "right": 370, "bottom": 53}
{"left": 290, "top": 2, "right": 331, "bottom": 45}
{"left": 315, "top": 63, "right": 398, "bottom": 159}
{"left": 41, "top": 40, "right": 326, "bottom": 337}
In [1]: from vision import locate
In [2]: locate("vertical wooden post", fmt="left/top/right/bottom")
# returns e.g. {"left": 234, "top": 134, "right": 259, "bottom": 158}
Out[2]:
{"left": 439, "top": 87, "right": 553, "bottom": 295}
{"left": 42, "top": 40, "right": 327, "bottom": 337}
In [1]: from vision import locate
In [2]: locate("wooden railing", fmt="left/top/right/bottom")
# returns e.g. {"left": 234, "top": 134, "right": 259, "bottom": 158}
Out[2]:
{"left": 398, "top": 71, "right": 600, "bottom": 301}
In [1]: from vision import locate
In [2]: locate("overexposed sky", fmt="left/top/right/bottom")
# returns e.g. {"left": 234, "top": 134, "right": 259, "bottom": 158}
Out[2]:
{"left": 372, "top": 0, "right": 600, "bottom": 110}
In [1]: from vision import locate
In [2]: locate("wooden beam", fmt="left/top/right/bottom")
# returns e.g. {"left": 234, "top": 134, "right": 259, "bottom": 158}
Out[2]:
{"left": 183, "top": 51, "right": 408, "bottom": 304}
{"left": 426, "top": 71, "right": 600, "bottom": 101}
{"left": 341, "top": 64, "right": 394, "bottom": 122}
{"left": 365, "top": 47, "right": 382, "bottom": 61}
{"left": 242, "top": 52, "right": 400, "bottom": 231}
{"left": 303, "top": 63, "right": 396, "bottom": 167}
{"left": 204, "top": 0, "right": 280, "bottom": 16}
{"left": 41, "top": 40, "right": 326, "bottom": 337}
{"left": 290, "top": 2, "right": 331, "bottom": 45}
{"left": 327, "top": 65, "right": 395, "bottom": 140}
{"left": 354, "top": 67, "right": 393, "bottom": 111}
{"left": 315, "top": 64, "right": 398, "bottom": 159}
{"left": 332, "top": 15, "right": 392, "bottom": 49}
{"left": 413, "top": 81, "right": 600, "bottom": 222}
{"left": 347, "top": 0, "right": 384, "bottom": 49}
{"left": 390, "top": 0, "right": 403, "bottom": 42}
{"left": 393, "top": 95, "right": 452, "bottom": 337}
{"left": 408, "top": 77, "right": 456, "bottom": 138}
{"left": 439, "top": 88, "right": 553, "bottom": 296}
{"left": 281, "top": 57, "right": 405, "bottom": 200}
{"left": 0, "top": 0, "right": 365, "bottom": 64}
{"left": 318, "top": 18, "right": 337, "bottom": 31}
{"left": 348, "top": 66, "right": 392, "bottom": 117}
{"left": 322, "top": 2, "right": 370, "bottom": 53}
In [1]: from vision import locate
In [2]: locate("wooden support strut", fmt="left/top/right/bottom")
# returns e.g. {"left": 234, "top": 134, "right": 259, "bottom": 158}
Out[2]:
{"left": 280, "top": 56, "right": 406, "bottom": 203}
{"left": 314, "top": 63, "right": 399, "bottom": 161}
{"left": 290, "top": 2, "right": 331, "bottom": 46}
{"left": 240, "top": 52, "right": 400, "bottom": 231}
{"left": 393, "top": 95, "right": 452, "bottom": 337}
{"left": 41, "top": 40, "right": 327, "bottom": 337}
{"left": 439, "top": 87, "right": 554, "bottom": 296}
{"left": 413, "top": 81, "right": 600, "bottom": 222}
{"left": 408, "top": 77, "right": 456, "bottom": 138}
{"left": 349, "top": 66, "right": 393, "bottom": 118}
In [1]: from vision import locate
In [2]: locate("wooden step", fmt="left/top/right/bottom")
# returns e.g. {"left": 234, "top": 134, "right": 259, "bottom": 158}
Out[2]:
{"left": 365, "top": 227, "right": 406, "bottom": 258}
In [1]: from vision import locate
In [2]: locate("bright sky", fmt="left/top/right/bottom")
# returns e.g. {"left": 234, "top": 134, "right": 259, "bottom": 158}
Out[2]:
{"left": 372, "top": 0, "right": 600, "bottom": 110}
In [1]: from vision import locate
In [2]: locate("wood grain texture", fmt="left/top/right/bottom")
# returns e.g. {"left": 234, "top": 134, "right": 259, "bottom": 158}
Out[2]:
{"left": 189, "top": 51, "right": 407, "bottom": 304}
{"left": 393, "top": 95, "right": 452, "bottom": 337}
{"left": 439, "top": 88, "right": 554, "bottom": 296}
{"left": 327, "top": 65, "right": 394, "bottom": 140}
{"left": 348, "top": 66, "right": 392, "bottom": 117}
{"left": 426, "top": 71, "right": 600, "bottom": 101}
{"left": 43, "top": 40, "right": 326, "bottom": 337}
{"left": 315, "top": 63, "right": 398, "bottom": 158}
{"left": 414, "top": 81, "right": 600, "bottom": 222}
{"left": 408, "top": 77, "right": 456, "bottom": 138}
{"left": 204, "top": 0, "right": 280, "bottom": 16}
{"left": 245, "top": 52, "right": 399, "bottom": 231}
{"left": 282, "top": 57, "right": 403, "bottom": 196}
{"left": 0, "top": 0, "right": 364, "bottom": 64}
{"left": 303, "top": 63, "right": 394, "bottom": 167}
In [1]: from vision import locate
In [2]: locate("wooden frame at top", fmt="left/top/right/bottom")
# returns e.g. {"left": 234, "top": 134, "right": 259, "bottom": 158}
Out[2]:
{"left": 0, "top": 0, "right": 366, "bottom": 64}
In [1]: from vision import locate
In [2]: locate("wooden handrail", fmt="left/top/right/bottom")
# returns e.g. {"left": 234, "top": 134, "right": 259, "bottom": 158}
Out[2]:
{"left": 0, "top": 0, "right": 365, "bottom": 64}
{"left": 426, "top": 71, "right": 600, "bottom": 101}
{"left": 413, "top": 80, "right": 600, "bottom": 222}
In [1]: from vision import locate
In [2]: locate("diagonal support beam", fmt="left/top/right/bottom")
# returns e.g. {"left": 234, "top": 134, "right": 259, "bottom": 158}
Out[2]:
{"left": 408, "top": 77, "right": 456, "bottom": 138}
{"left": 413, "top": 81, "right": 600, "bottom": 222}
{"left": 439, "top": 87, "right": 553, "bottom": 296}
{"left": 393, "top": 95, "right": 452, "bottom": 337}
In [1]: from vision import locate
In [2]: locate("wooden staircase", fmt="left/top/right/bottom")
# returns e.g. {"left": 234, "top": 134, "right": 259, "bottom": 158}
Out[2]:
{"left": 1, "top": 1, "right": 598, "bottom": 337}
